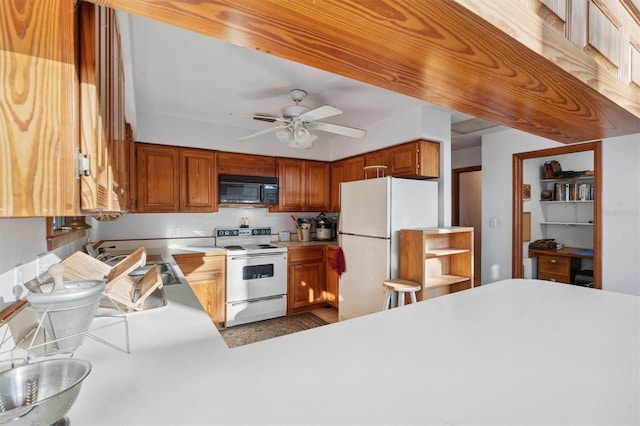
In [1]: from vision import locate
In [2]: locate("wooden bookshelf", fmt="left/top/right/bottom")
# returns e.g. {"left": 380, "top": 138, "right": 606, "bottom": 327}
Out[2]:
{"left": 400, "top": 227, "right": 474, "bottom": 301}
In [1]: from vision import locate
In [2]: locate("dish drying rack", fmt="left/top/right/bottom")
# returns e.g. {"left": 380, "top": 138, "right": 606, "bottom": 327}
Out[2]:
{"left": 0, "top": 247, "right": 163, "bottom": 365}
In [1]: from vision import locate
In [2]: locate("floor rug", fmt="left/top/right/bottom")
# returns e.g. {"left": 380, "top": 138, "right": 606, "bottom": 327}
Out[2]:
{"left": 220, "top": 313, "right": 328, "bottom": 348}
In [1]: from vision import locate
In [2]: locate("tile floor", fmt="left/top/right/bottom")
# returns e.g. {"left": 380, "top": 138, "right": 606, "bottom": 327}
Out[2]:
{"left": 311, "top": 306, "right": 339, "bottom": 323}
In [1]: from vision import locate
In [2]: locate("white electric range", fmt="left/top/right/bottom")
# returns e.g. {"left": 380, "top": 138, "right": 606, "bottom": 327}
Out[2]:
{"left": 215, "top": 227, "right": 288, "bottom": 327}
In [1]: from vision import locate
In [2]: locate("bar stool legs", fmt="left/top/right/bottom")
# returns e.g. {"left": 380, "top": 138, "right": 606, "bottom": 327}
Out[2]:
{"left": 383, "top": 279, "right": 421, "bottom": 310}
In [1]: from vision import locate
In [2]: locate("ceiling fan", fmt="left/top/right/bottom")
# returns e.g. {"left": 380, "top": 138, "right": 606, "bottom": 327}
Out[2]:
{"left": 237, "top": 89, "right": 367, "bottom": 149}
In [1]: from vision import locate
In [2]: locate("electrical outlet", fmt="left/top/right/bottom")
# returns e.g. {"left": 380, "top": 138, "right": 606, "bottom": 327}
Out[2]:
{"left": 15, "top": 266, "right": 24, "bottom": 286}
{"left": 37, "top": 253, "right": 58, "bottom": 276}
{"left": 37, "top": 256, "right": 48, "bottom": 275}
{"left": 172, "top": 227, "right": 180, "bottom": 237}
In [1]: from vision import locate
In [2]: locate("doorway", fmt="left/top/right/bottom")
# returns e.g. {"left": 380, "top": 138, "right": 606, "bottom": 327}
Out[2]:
{"left": 452, "top": 166, "right": 482, "bottom": 285}
{"left": 512, "top": 142, "right": 602, "bottom": 288}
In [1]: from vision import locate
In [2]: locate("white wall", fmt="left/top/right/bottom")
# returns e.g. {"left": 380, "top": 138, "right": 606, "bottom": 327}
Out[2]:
{"left": 421, "top": 108, "right": 452, "bottom": 227}
{"left": 481, "top": 129, "right": 561, "bottom": 284}
{"left": 0, "top": 218, "right": 46, "bottom": 274}
{"left": 601, "top": 134, "right": 640, "bottom": 295}
{"left": 452, "top": 145, "right": 481, "bottom": 169}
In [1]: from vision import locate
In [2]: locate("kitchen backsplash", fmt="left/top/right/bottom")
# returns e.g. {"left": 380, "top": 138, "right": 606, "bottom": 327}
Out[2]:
{"left": 90, "top": 208, "right": 337, "bottom": 241}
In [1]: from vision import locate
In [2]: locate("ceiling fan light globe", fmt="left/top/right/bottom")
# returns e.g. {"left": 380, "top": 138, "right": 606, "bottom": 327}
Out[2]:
{"left": 294, "top": 126, "right": 317, "bottom": 147}
{"left": 295, "top": 127, "right": 310, "bottom": 140}
{"left": 296, "top": 132, "right": 317, "bottom": 149}
{"left": 292, "top": 138, "right": 314, "bottom": 150}
{"left": 276, "top": 128, "right": 293, "bottom": 145}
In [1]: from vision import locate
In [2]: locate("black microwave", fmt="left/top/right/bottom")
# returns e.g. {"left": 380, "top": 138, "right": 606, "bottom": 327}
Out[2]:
{"left": 218, "top": 174, "right": 279, "bottom": 207}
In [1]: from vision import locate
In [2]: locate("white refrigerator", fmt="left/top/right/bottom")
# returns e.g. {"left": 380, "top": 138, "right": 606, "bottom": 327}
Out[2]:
{"left": 338, "top": 177, "right": 438, "bottom": 320}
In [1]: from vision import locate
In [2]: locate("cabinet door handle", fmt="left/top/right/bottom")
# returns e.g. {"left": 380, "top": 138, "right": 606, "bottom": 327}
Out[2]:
{"left": 550, "top": 259, "right": 557, "bottom": 263}
{"left": 550, "top": 278, "right": 557, "bottom": 282}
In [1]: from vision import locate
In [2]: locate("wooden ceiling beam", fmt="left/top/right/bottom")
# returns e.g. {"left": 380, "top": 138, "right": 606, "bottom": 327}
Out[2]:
{"left": 85, "top": 0, "right": 640, "bottom": 143}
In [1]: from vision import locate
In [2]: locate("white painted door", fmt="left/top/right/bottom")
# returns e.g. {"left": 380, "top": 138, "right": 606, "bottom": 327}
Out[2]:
{"left": 459, "top": 170, "right": 482, "bottom": 284}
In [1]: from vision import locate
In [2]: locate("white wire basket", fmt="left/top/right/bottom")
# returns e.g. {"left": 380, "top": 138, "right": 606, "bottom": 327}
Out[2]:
{"left": 26, "top": 280, "right": 105, "bottom": 354}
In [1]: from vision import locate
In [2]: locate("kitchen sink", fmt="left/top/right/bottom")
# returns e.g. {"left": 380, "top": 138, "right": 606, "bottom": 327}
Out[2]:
{"left": 129, "top": 263, "right": 182, "bottom": 286}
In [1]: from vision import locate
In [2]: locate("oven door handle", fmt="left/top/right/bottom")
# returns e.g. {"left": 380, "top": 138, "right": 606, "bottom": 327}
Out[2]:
{"left": 229, "top": 253, "right": 286, "bottom": 261}
{"left": 230, "top": 295, "right": 285, "bottom": 306}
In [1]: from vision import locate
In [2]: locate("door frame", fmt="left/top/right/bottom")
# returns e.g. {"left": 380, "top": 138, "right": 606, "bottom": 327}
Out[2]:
{"left": 452, "top": 166, "right": 482, "bottom": 226}
{"left": 511, "top": 141, "right": 602, "bottom": 288}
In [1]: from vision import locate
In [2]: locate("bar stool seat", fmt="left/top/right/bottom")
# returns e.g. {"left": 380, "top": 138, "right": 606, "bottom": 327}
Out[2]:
{"left": 383, "top": 278, "right": 421, "bottom": 310}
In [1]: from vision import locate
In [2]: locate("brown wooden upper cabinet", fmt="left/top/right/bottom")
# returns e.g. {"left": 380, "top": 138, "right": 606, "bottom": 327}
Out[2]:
{"left": 276, "top": 158, "right": 330, "bottom": 212}
{"left": 136, "top": 144, "right": 180, "bottom": 212}
{"left": 329, "top": 155, "right": 365, "bottom": 211}
{"left": 0, "top": 1, "right": 127, "bottom": 217}
{"left": 217, "top": 152, "right": 277, "bottom": 177}
{"left": 388, "top": 140, "right": 440, "bottom": 179}
{"left": 365, "top": 140, "right": 440, "bottom": 179}
{"left": 180, "top": 149, "right": 217, "bottom": 212}
{"left": 136, "top": 143, "right": 216, "bottom": 213}
{"left": 364, "top": 150, "right": 390, "bottom": 179}
{"left": 80, "top": 3, "right": 129, "bottom": 213}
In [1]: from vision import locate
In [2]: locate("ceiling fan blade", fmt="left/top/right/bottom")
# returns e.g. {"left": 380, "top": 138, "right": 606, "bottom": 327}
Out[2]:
{"left": 252, "top": 113, "right": 281, "bottom": 123}
{"left": 298, "top": 105, "right": 342, "bottom": 122}
{"left": 232, "top": 112, "right": 285, "bottom": 123}
{"left": 237, "top": 125, "right": 286, "bottom": 141}
{"left": 307, "top": 121, "right": 367, "bottom": 138}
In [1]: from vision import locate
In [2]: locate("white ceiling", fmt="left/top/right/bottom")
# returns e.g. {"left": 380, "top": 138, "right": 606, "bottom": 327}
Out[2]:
{"left": 122, "top": 13, "right": 501, "bottom": 152}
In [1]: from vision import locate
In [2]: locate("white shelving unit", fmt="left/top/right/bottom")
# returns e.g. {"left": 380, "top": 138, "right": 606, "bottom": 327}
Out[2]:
{"left": 540, "top": 176, "right": 594, "bottom": 227}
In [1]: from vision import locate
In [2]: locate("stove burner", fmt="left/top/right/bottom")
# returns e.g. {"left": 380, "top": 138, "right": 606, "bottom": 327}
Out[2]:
{"left": 258, "top": 244, "right": 278, "bottom": 249}
{"left": 224, "top": 245, "right": 244, "bottom": 251}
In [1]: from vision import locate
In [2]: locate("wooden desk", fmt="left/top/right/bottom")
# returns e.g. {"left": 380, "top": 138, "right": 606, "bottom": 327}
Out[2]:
{"left": 528, "top": 247, "right": 593, "bottom": 284}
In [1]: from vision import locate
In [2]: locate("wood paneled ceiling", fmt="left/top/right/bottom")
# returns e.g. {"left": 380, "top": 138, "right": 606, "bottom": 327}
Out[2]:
{"left": 87, "top": 0, "right": 640, "bottom": 144}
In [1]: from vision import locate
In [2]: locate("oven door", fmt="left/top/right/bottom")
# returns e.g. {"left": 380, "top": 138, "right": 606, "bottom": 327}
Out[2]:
{"left": 226, "top": 252, "right": 287, "bottom": 302}
{"left": 226, "top": 295, "right": 287, "bottom": 327}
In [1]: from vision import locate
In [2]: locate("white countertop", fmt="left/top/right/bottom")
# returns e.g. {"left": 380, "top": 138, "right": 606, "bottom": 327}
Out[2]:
{"left": 69, "top": 279, "right": 639, "bottom": 425}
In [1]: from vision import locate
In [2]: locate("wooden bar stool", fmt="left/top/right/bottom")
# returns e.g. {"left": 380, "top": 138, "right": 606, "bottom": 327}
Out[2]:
{"left": 383, "top": 279, "right": 421, "bottom": 310}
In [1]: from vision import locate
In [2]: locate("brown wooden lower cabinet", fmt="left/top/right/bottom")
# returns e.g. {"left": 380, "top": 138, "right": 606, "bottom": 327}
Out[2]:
{"left": 325, "top": 246, "right": 339, "bottom": 309}
{"left": 173, "top": 253, "right": 226, "bottom": 327}
{"left": 287, "top": 246, "right": 326, "bottom": 314}
{"left": 537, "top": 254, "right": 580, "bottom": 284}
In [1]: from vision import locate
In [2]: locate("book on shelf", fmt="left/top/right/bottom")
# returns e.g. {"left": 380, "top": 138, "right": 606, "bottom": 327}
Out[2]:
{"left": 552, "top": 183, "right": 594, "bottom": 201}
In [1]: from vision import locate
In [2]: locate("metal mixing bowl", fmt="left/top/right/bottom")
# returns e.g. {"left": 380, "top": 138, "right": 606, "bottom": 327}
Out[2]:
{"left": 0, "top": 358, "right": 91, "bottom": 425}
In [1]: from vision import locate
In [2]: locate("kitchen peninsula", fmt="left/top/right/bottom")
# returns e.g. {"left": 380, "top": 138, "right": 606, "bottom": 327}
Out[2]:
{"left": 69, "top": 279, "right": 639, "bottom": 425}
